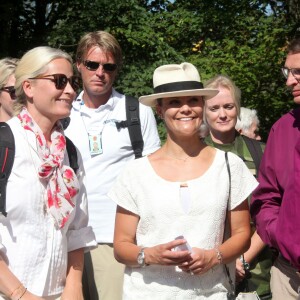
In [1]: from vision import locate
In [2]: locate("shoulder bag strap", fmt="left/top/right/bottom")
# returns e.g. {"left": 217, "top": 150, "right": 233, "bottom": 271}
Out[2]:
{"left": 224, "top": 152, "right": 236, "bottom": 298}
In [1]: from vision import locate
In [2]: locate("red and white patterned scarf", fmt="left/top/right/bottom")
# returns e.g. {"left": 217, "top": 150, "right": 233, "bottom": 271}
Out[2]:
{"left": 18, "top": 108, "right": 79, "bottom": 228}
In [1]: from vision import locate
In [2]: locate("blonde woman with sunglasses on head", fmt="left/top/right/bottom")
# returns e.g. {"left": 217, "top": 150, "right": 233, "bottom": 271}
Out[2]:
{"left": 0, "top": 46, "right": 96, "bottom": 300}
{"left": 0, "top": 58, "right": 19, "bottom": 122}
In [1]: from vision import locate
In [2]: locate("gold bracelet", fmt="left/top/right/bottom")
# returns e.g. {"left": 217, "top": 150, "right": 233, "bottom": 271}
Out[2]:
{"left": 215, "top": 248, "right": 223, "bottom": 264}
{"left": 10, "top": 284, "right": 27, "bottom": 300}
{"left": 10, "top": 284, "right": 22, "bottom": 297}
{"left": 17, "top": 287, "right": 27, "bottom": 300}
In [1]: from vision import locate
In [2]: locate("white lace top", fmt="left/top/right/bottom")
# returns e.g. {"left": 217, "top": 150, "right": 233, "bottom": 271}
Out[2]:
{"left": 108, "top": 149, "right": 258, "bottom": 299}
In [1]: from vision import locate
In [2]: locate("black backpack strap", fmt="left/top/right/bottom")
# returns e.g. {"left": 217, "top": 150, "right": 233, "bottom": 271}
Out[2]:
{"left": 66, "top": 137, "right": 79, "bottom": 174}
{"left": 60, "top": 118, "right": 79, "bottom": 173}
{"left": 125, "top": 96, "right": 144, "bottom": 159}
{"left": 60, "top": 117, "right": 71, "bottom": 130}
{"left": 0, "top": 122, "right": 15, "bottom": 217}
{"left": 242, "top": 135, "right": 263, "bottom": 175}
{"left": 114, "top": 96, "right": 144, "bottom": 159}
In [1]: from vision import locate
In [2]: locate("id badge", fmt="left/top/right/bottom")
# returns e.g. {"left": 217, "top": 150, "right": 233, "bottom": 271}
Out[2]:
{"left": 88, "top": 132, "right": 103, "bottom": 155}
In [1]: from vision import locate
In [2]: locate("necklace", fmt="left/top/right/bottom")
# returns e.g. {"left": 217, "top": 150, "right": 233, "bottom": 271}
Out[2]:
{"left": 163, "top": 143, "right": 204, "bottom": 162}
{"left": 165, "top": 153, "right": 192, "bottom": 162}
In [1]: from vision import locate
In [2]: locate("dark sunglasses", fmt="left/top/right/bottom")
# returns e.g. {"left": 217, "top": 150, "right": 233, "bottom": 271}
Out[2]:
{"left": 0, "top": 86, "right": 17, "bottom": 100}
{"left": 29, "top": 74, "right": 81, "bottom": 90}
{"left": 281, "top": 67, "right": 300, "bottom": 83}
{"left": 83, "top": 60, "right": 118, "bottom": 72}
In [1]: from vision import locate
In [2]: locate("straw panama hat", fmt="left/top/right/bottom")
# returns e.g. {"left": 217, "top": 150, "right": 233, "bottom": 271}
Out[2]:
{"left": 139, "top": 62, "right": 219, "bottom": 107}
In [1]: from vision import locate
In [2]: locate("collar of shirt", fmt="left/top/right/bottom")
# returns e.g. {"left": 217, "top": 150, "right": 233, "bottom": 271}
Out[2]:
{"left": 73, "top": 89, "right": 117, "bottom": 112}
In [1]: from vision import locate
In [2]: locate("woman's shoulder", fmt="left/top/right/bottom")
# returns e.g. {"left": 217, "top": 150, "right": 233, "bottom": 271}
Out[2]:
{"left": 213, "top": 148, "right": 245, "bottom": 169}
{"left": 6, "top": 117, "right": 23, "bottom": 137}
{"left": 7, "top": 116, "right": 20, "bottom": 127}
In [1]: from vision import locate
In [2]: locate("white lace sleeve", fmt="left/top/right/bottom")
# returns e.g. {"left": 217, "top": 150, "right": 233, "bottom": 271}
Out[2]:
{"left": 227, "top": 152, "right": 258, "bottom": 210}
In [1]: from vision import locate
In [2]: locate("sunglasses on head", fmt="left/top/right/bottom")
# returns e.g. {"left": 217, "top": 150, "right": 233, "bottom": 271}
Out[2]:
{"left": 281, "top": 67, "right": 300, "bottom": 83}
{"left": 29, "top": 74, "right": 81, "bottom": 90}
{"left": 83, "top": 60, "right": 118, "bottom": 72}
{"left": 0, "top": 86, "right": 17, "bottom": 100}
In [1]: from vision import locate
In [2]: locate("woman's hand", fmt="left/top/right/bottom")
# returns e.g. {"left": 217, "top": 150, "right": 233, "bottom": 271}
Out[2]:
{"left": 178, "top": 248, "right": 217, "bottom": 275}
{"left": 61, "top": 282, "right": 83, "bottom": 300}
{"left": 235, "top": 257, "right": 246, "bottom": 282}
{"left": 114, "top": 206, "right": 193, "bottom": 267}
{"left": 144, "top": 238, "right": 192, "bottom": 266}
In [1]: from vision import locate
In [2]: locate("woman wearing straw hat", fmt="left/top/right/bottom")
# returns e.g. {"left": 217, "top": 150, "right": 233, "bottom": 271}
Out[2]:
{"left": 108, "top": 62, "right": 258, "bottom": 299}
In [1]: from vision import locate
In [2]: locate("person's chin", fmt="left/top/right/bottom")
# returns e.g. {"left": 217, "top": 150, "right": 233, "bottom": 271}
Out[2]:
{"left": 217, "top": 126, "right": 233, "bottom": 133}
{"left": 57, "top": 107, "right": 71, "bottom": 119}
{"left": 293, "top": 95, "right": 300, "bottom": 105}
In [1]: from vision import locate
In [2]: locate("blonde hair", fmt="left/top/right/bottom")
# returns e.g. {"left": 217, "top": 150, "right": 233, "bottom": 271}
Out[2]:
{"left": 0, "top": 58, "right": 19, "bottom": 89}
{"left": 204, "top": 75, "right": 241, "bottom": 117}
{"left": 14, "top": 46, "right": 73, "bottom": 114}
{"left": 76, "top": 31, "right": 122, "bottom": 71}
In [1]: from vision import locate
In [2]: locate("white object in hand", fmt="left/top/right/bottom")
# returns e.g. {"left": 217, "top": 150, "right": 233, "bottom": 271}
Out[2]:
{"left": 174, "top": 235, "right": 192, "bottom": 252}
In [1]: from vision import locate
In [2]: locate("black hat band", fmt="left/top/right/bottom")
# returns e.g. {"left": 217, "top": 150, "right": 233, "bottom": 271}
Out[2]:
{"left": 154, "top": 81, "right": 204, "bottom": 94}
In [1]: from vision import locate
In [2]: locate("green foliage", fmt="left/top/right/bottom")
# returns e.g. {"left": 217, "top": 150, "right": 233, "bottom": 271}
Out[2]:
{"left": 172, "top": 0, "right": 297, "bottom": 140}
{"left": 1, "top": 0, "right": 299, "bottom": 141}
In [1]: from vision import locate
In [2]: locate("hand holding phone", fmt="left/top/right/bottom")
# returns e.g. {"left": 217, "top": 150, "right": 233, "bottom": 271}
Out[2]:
{"left": 174, "top": 235, "right": 192, "bottom": 252}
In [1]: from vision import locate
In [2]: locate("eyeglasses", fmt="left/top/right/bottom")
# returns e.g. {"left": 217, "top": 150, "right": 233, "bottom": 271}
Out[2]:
{"left": 281, "top": 67, "right": 300, "bottom": 83}
{"left": 83, "top": 60, "right": 118, "bottom": 72}
{"left": 29, "top": 74, "right": 81, "bottom": 90}
{"left": 0, "top": 86, "right": 16, "bottom": 100}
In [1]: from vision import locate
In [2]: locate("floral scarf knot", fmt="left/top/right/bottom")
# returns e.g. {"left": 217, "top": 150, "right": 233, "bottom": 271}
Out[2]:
{"left": 18, "top": 108, "right": 79, "bottom": 228}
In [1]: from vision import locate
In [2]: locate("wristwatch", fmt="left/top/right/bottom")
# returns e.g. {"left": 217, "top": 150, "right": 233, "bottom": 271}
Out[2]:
{"left": 137, "top": 247, "right": 149, "bottom": 267}
{"left": 240, "top": 255, "right": 250, "bottom": 271}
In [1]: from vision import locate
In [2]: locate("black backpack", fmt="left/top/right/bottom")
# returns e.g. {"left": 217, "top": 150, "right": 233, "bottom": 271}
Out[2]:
{"left": 115, "top": 95, "right": 144, "bottom": 159}
{"left": 0, "top": 122, "right": 78, "bottom": 217}
{"left": 242, "top": 135, "right": 263, "bottom": 175}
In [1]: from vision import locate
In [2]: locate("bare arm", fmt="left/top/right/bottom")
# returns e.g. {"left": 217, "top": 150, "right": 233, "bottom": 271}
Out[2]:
{"left": 61, "top": 248, "right": 84, "bottom": 300}
{"left": 221, "top": 200, "right": 251, "bottom": 263}
{"left": 244, "top": 231, "right": 266, "bottom": 263}
{"left": 0, "top": 254, "right": 45, "bottom": 300}
{"left": 113, "top": 206, "right": 192, "bottom": 267}
{"left": 236, "top": 231, "right": 266, "bottom": 281}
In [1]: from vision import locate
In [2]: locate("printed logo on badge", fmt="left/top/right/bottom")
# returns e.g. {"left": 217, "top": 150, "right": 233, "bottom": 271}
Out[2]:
{"left": 88, "top": 133, "right": 103, "bottom": 155}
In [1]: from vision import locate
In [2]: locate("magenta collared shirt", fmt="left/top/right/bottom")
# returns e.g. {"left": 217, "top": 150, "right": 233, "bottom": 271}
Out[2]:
{"left": 251, "top": 108, "right": 300, "bottom": 270}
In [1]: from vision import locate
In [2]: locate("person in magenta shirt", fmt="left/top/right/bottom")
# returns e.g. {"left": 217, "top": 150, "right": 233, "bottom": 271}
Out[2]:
{"left": 251, "top": 37, "right": 300, "bottom": 300}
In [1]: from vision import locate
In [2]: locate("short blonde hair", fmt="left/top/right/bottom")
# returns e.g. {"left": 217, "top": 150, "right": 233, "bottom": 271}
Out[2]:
{"left": 204, "top": 75, "right": 241, "bottom": 117}
{"left": 0, "top": 58, "right": 19, "bottom": 89}
{"left": 14, "top": 46, "right": 73, "bottom": 114}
